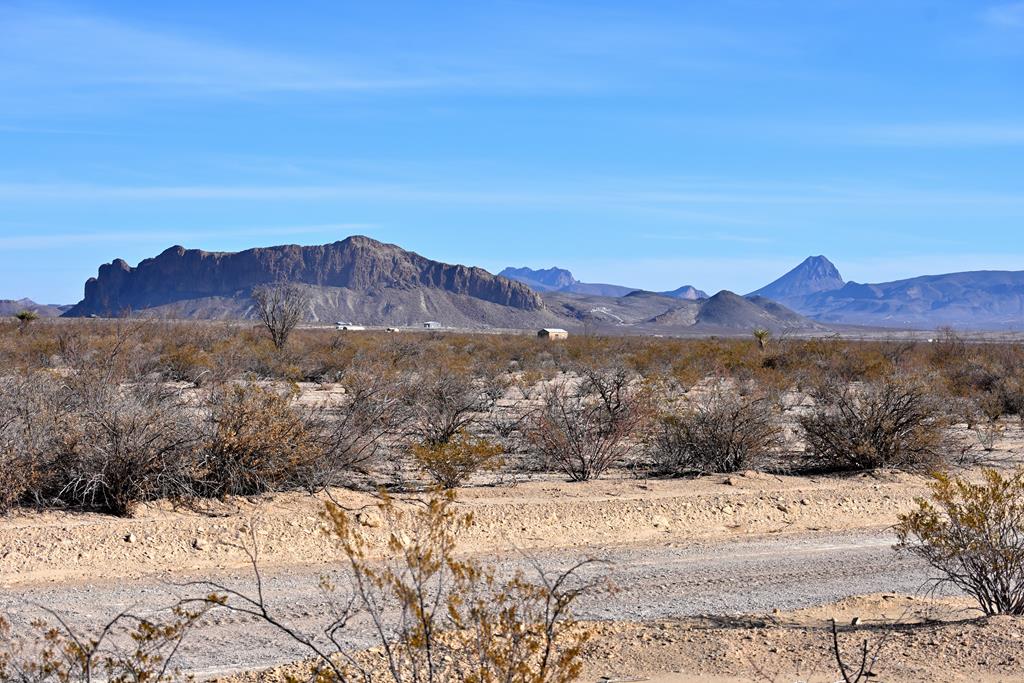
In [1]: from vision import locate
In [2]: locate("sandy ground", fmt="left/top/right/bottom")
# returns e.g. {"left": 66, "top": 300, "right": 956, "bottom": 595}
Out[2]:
{"left": 228, "top": 593, "right": 1024, "bottom": 683}
{"left": 4, "top": 466, "right": 1024, "bottom": 681}
{"left": 0, "top": 470, "right": 928, "bottom": 587}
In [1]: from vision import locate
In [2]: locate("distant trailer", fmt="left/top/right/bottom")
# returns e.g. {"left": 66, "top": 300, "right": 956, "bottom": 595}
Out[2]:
{"left": 335, "top": 323, "right": 366, "bottom": 331}
{"left": 422, "top": 321, "right": 443, "bottom": 329}
{"left": 538, "top": 328, "right": 569, "bottom": 340}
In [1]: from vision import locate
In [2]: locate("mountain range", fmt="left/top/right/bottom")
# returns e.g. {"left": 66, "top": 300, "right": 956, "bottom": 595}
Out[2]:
{"left": 0, "top": 298, "right": 72, "bottom": 317}
{"left": 11, "top": 235, "right": 1022, "bottom": 332}
{"left": 60, "top": 236, "right": 818, "bottom": 334}
{"left": 500, "top": 266, "right": 708, "bottom": 300}
{"left": 750, "top": 256, "right": 1024, "bottom": 330}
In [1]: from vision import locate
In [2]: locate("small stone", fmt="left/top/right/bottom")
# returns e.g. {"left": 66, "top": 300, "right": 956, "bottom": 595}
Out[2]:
{"left": 124, "top": 533, "right": 136, "bottom": 544}
{"left": 192, "top": 538, "right": 208, "bottom": 551}
{"left": 851, "top": 616, "right": 862, "bottom": 626}
{"left": 721, "top": 505, "right": 735, "bottom": 515}
{"left": 652, "top": 515, "right": 671, "bottom": 530}
{"left": 356, "top": 511, "right": 380, "bottom": 528}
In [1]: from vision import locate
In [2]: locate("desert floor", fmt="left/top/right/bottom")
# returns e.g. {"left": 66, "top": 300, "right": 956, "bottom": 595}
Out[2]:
{"left": 5, "top": 464, "right": 1024, "bottom": 681}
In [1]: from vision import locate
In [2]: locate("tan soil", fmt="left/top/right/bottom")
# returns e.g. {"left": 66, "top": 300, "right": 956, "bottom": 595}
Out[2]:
{"left": 228, "top": 594, "right": 1024, "bottom": 683}
{"left": 0, "top": 470, "right": 928, "bottom": 587}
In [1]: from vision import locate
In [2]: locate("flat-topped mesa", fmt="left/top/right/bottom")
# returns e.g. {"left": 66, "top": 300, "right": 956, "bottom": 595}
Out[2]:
{"left": 66, "top": 235, "right": 544, "bottom": 317}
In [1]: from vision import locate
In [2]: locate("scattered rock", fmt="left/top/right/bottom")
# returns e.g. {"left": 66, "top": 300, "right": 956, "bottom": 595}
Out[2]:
{"left": 192, "top": 538, "right": 209, "bottom": 551}
{"left": 356, "top": 511, "right": 381, "bottom": 528}
{"left": 124, "top": 533, "right": 136, "bottom": 544}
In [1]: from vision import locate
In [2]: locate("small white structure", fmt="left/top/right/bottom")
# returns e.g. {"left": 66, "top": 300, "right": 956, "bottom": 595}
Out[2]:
{"left": 538, "top": 328, "right": 569, "bottom": 340}
{"left": 423, "top": 321, "right": 443, "bottom": 329}
{"left": 335, "top": 322, "right": 366, "bottom": 331}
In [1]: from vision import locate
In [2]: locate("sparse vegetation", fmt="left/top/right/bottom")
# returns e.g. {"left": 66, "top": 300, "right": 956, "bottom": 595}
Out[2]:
{"left": 412, "top": 431, "right": 504, "bottom": 488}
{"left": 651, "top": 391, "right": 781, "bottom": 475}
{"left": 897, "top": 469, "right": 1024, "bottom": 616}
{"left": 189, "top": 490, "right": 598, "bottom": 682}
{"left": 528, "top": 367, "right": 650, "bottom": 481}
{"left": 799, "top": 377, "right": 949, "bottom": 471}
{"left": 251, "top": 281, "right": 310, "bottom": 350}
{"left": 1, "top": 318, "right": 1023, "bottom": 514}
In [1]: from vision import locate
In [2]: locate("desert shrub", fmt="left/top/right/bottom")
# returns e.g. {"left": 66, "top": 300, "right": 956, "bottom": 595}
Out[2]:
{"left": 0, "top": 372, "right": 61, "bottom": 512}
{"left": 650, "top": 391, "right": 781, "bottom": 475}
{"left": 194, "top": 490, "right": 596, "bottom": 682}
{"left": 0, "top": 371, "right": 198, "bottom": 516}
{"left": 799, "top": 377, "right": 949, "bottom": 472}
{"left": 195, "top": 383, "right": 318, "bottom": 498}
{"left": 411, "top": 431, "right": 503, "bottom": 488}
{"left": 251, "top": 282, "right": 310, "bottom": 350}
{"left": 896, "top": 469, "right": 1024, "bottom": 615}
{"left": 528, "top": 367, "right": 650, "bottom": 481}
{"left": 47, "top": 381, "right": 200, "bottom": 516}
{"left": 301, "top": 369, "right": 410, "bottom": 489}
{"left": 0, "top": 603, "right": 212, "bottom": 683}
{"left": 405, "top": 369, "right": 504, "bottom": 447}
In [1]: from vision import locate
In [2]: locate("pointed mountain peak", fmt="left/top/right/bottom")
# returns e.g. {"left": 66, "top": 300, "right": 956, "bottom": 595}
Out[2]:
{"left": 749, "top": 255, "right": 844, "bottom": 302}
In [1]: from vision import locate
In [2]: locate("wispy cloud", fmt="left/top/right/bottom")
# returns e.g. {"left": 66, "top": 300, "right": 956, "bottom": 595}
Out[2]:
{"left": 984, "top": 2, "right": 1024, "bottom": 28}
{"left": 0, "top": 7, "right": 460, "bottom": 97}
{"left": 639, "top": 231, "right": 773, "bottom": 244}
{"left": 0, "top": 224, "right": 372, "bottom": 250}
{"left": 2, "top": 179, "right": 1022, "bottom": 210}
{"left": 842, "top": 122, "right": 1024, "bottom": 146}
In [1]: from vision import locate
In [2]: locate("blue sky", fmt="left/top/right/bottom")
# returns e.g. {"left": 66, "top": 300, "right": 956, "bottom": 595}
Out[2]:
{"left": 1, "top": 0, "right": 1023, "bottom": 303}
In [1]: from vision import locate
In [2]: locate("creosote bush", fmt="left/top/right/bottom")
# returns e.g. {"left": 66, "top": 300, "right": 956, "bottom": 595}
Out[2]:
{"left": 897, "top": 469, "right": 1024, "bottom": 616}
{"left": 191, "top": 490, "right": 598, "bottom": 682}
{"left": 3, "top": 317, "right": 1023, "bottom": 514}
{"left": 799, "top": 377, "right": 949, "bottom": 471}
{"left": 196, "top": 383, "right": 317, "bottom": 498}
{"left": 0, "top": 602, "right": 215, "bottom": 683}
{"left": 411, "top": 431, "right": 504, "bottom": 488}
{"left": 528, "top": 367, "right": 651, "bottom": 481}
{"left": 651, "top": 391, "right": 781, "bottom": 475}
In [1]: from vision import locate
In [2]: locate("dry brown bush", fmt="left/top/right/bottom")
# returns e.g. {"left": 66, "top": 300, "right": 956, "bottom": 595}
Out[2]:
{"left": 405, "top": 367, "right": 505, "bottom": 447}
{"left": 650, "top": 390, "right": 781, "bottom": 475}
{"left": 799, "top": 377, "right": 949, "bottom": 472}
{"left": 195, "top": 383, "right": 317, "bottom": 498}
{"left": 527, "top": 367, "right": 651, "bottom": 481}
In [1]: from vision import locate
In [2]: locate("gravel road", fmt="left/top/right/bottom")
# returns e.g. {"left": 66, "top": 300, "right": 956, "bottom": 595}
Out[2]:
{"left": 0, "top": 529, "right": 937, "bottom": 677}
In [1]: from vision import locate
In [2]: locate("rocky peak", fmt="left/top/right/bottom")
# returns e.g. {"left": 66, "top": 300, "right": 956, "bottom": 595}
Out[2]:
{"left": 66, "top": 235, "right": 544, "bottom": 317}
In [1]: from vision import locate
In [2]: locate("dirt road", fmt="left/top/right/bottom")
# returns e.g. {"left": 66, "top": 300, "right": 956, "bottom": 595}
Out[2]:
{"left": 0, "top": 529, "right": 937, "bottom": 678}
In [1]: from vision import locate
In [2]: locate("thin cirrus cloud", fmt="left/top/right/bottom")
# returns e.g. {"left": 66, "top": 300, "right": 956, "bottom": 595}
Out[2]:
{"left": 2, "top": 180, "right": 1024, "bottom": 210}
{"left": 842, "top": 123, "right": 1024, "bottom": 146}
{"left": 984, "top": 2, "right": 1024, "bottom": 27}
{"left": 0, "top": 224, "right": 373, "bottom": 250}
{"left": 0, "top": 7, "right": 462, "bottom": 97}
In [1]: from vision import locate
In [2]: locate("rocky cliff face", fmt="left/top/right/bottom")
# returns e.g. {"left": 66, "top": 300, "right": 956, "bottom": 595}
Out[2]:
{"left": 65, "top": 236, "right": 543, "bottom": 317}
